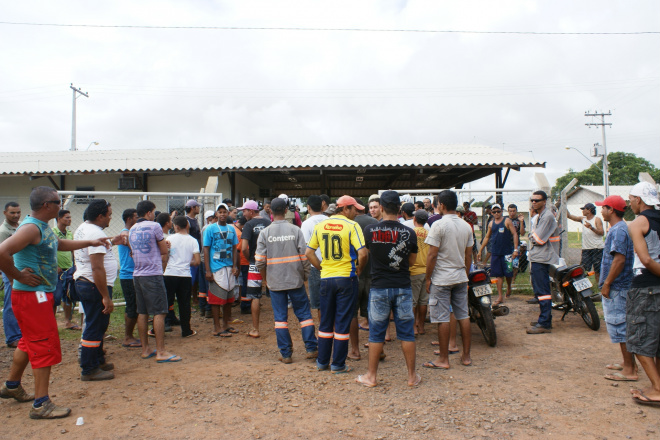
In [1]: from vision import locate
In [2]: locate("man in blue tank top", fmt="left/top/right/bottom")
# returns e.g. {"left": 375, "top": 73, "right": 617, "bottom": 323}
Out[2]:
{"left": 0, "top": 186, "right": 114, "bottom": 420}
{"left": 477, "top": 204, "right": 519, "bottom": 306}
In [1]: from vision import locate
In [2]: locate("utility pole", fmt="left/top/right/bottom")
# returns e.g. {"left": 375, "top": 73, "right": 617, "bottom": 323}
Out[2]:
{"left": 585, "top": 110, "right": 612, "bottom": 197}
{"left": 70, "top": 84, "right": 89, "bottom": 151}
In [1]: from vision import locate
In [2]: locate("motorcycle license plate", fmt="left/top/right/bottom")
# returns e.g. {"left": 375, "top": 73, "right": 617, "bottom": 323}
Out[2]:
{"left": 473, "top": 285, "right": 492, "bottom": 297}
{"left": 573, "top": 278, "right": 593, "bottom": 291}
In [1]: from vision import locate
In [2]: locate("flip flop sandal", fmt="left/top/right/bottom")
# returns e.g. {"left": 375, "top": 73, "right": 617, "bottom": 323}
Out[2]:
{"left": 157, "top": 355, "right": 182, "bottom": 363}
{"left": 355, "top": 375, "right": 377, "bottom": 388}
{"left": 122, "top": 340, "right": 142, "bottom": 348}
{"left": 247, "top": 331, "right": 260, "bottom": 338}
{"left": 183, "top": 330, "right": 198, "bottom": 338}
{"left": 65, "top": 325, "right": 82, "bottom": 331}
{"left": 604, "top": 372, "right": 638, "bottom": 381}
{"left": 434, "top": 350, "right": 459, "bottom": 356}
{"left": 332, "top": 366, "right": 354, "bottom": 375}
{"left": 422, "top": 361, "right": 449, "bottom": 370}
{"left": 606, "top": 363, "right": 624, "bottom": 371}
{"left": 632, "top": 393, "right": 660, "bottom": 407}
{"left": 408, "top": 374, "right": 422, "bottom": 387}
{"left": 230, "top": 319, "right": 244, "bottom": 324}
{"left": 214, "top": 330, "right": 232, "bottom": 337}
{"left": 226, "top": 327, "right": 239, "bottom": 334}
{"left": 141, "top": 350, "right": 157, "bottom": 359}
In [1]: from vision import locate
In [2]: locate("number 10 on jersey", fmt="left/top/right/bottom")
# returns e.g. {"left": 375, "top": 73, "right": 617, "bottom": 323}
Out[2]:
{"left": 322, "top": 233, "right": 343, "bottom": 260}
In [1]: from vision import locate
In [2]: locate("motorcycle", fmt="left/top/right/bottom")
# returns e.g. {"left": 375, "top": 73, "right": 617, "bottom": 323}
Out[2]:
{"left": 549, "top": 263, "right": 600, "bottom": 331}
{"left": 468, "top": 269, "right": 508, "bottom": 347}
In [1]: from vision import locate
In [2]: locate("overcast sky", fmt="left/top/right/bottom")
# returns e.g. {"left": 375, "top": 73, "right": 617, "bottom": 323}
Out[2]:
{"left": 1, "top": 0, "right": 658, "bottom": 191}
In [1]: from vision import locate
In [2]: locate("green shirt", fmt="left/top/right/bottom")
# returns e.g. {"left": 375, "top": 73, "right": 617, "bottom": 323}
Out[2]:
{"left": 54, "top": 227, "right": 74, "bottom": 269}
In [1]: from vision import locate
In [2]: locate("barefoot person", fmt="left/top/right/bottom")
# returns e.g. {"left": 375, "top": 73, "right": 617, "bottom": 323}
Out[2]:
{"left": 423, "top": 190, "right": 474, "bottom": 370}
{"left": 477, "top": 204, "right": 519, "bottom": 305}
{"left": 0, "top": 186, "right": 111, "bottom": 419}
{"left": 306, "top": 196, "right": 368, "bottom": 374}
{"left": 129, "top": 200, "right": 181, "bottom": 363}
{"left": 203, "top": 204, "right": 240, "bottom": 337}
{"left": 594, "top": 196, "right": 637, "bottom": 382}
{"left": 255, "top": 198, "right": 317, "bottom": 363}
{"left": 356, "top": 191, "right": 420, "bottom": 387}
{"left": 626, "top": 182, "right": 660, "bottom": 407}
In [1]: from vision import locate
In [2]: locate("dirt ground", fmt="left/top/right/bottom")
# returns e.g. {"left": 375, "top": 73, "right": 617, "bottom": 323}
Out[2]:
{"left": 1, "top": 294, "right": 659, "bottom": 440}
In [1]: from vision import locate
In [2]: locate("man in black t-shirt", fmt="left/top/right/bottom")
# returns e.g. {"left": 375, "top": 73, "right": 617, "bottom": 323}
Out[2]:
{"left": 239, "top": 200, "right": 271, "bottom": 338}
{"left": 356, "top": 191, "right": 420, "bottom": 388}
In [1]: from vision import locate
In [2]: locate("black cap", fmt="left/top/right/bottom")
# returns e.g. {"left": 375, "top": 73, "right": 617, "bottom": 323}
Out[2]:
{"left": 270, "top": 198, "right": 288, "bottom": 211}
{"left": 401, "top": 202, "right": 415, "bottom": 216}
{"left": 380, "top": 190, "right": 400, "bottom": 206}
{"left": 580, "top": 203, "right": 596, "bottom": 210}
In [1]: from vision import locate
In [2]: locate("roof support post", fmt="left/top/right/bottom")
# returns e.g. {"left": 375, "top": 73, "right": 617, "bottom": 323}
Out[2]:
{"left": 142, "top": 173, "right": 148, "bottom": 192}
{"left": 229, "top": 172, "right": 236, "bottom": 202}
{"left": 47, "top": 176, "right": 60, "bottom": 190}
{"left": 495, "top": 168, "right": 503, "bottom": 206}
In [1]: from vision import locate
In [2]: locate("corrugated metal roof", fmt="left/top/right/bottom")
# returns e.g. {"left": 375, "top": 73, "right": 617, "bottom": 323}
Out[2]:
{"left": 0, "top": 144, "right": 543, "bottom": 176}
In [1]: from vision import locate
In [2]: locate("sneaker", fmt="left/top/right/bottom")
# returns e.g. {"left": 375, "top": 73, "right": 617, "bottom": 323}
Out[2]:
{"left": 99, "top": 362, "right": 114, "bottom": 371}
{"left": 280, "top": 357, "right": 293, "bottom": 364}
{"left": 29, "top": 399, "right": 71, "bottom": 419}
{"left": 81, "top": 368, "right": 115, "bottom": 381}
{"left": 526, "top": 324, "right": 551, "bottom": 334}
{"left": 529, "top": 321, "right": 553, "bottom": 329}
{"left": 0, "top": 383, "right": 34, "bottom": 402}
{"left": 305, "top": 350, "right": 318, "bottom": 359}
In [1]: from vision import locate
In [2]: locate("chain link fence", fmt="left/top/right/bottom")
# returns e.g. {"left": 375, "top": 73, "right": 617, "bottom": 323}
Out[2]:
{"left": 57, "top": 191, "right": 223, "bottom": 238}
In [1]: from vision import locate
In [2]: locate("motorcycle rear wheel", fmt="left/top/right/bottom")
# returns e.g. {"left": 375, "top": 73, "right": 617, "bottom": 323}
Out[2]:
{"left": 578, "top": 296, "right": 600, "bottom": 331}
{"left": 476, "top": 305, "right": 497, "bottom": 347}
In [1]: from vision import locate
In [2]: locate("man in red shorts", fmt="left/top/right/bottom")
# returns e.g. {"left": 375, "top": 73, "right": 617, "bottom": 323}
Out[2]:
{"left": 0, "top": 186, "right": 112, "bottom": 419}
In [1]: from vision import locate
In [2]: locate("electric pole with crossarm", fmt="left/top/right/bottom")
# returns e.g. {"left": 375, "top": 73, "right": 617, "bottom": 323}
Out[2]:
{"left": 70, "top": 83, "right": 89, "bottom": 151}
{"left": 585, "top": 110, "right": 612, "bottom": 197}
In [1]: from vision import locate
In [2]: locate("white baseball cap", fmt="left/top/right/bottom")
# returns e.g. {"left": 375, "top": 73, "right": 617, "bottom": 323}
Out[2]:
{"left": 205, "top": 210, "right": 216, "bottom": 219}
{"left": 630, "top": 182, "right": 660, "bottom": 207}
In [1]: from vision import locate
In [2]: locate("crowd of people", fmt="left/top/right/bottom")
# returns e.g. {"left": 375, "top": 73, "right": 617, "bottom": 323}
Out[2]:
{"left": 1, "top": 182, "right": 660, "bottom": 419}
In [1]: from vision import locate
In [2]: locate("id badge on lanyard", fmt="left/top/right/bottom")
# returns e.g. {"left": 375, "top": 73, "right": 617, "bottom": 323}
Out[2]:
{"left": 36, "top": 291, "right": 47, "bottom": 303}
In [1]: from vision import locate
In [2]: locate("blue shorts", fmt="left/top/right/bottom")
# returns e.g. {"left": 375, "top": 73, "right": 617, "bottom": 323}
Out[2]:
{"left": 602, "top": 288, "right": 627, "bottom": 343}
{"left": 368, "top": 287, "right": 415, "bottom": 343}
{"left": 490, "top": 254, "right": 513, "bottom": 278}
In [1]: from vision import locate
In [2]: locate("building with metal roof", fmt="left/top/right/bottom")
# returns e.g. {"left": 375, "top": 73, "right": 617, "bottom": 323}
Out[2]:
{"left": 0, "top": 144, "right": 543, "bottom": 199}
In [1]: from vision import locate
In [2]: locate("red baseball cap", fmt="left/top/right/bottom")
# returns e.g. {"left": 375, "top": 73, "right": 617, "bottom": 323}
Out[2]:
{"left": 595, "top": 195, "right": 626, "bottom": 211}
{"left": 336, "top": 195, "right": 365, "bottom": 210}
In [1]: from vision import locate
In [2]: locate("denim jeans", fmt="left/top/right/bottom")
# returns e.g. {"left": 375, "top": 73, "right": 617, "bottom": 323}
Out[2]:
{"left": 308, "top": 266, "right": 321, "bottom": 310}
{"left": 76, "top": 280, "right": 110, "bottom": 375}
{"left": 270, "top": 285, "right": 317, "bottom": 358}
{"left": 531, "top": 262, "right": 552, "bottom": 328}
{"left": 317, "top": 276, "right": 358, "bottom": 371}
{"left": 368, "top": 287, "right": 415, "bottom": 343}
{"left": 2, "top": 271, "right": 22, "bottom": 344}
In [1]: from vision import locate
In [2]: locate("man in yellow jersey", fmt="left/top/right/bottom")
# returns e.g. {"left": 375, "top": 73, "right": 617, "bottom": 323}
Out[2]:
{"left": 306, "top": 196, "right": 368, "bottom": 374}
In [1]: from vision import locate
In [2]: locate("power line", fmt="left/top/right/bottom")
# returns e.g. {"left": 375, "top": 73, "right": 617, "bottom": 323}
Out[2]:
{"left": 0, "top": 21, "right": 658, "bottom": 35}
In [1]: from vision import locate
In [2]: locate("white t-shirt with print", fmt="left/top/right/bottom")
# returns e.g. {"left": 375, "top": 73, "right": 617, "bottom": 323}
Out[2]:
{"left": 164, "top": 233, "right": 200, "bottom": 277}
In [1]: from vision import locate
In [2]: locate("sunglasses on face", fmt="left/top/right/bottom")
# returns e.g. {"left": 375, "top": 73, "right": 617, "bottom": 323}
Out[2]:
{"left": 530, "top": 199, "right": 543, "bottom": 203}
{"left": 491, "top": 210, "right": 502, "bottom": 213}
{"left": 44, "top": 199, "right": 62, "bottom": 206}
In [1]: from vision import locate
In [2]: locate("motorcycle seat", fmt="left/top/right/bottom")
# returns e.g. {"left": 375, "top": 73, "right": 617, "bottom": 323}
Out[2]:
{"left": 550, "top": 264, "right": 582, "bottom": 282}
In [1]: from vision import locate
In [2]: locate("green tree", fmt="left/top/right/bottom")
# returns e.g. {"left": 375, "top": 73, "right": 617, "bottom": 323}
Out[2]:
{"left": 551, "top": 152, "right": 660, "bottom": 200}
